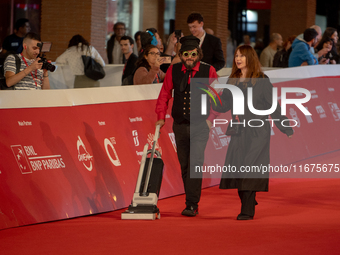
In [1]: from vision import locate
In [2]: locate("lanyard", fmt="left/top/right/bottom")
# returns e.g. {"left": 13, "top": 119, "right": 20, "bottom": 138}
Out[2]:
{"left": 21, "top": 54, "right": 38, "bottom": 88}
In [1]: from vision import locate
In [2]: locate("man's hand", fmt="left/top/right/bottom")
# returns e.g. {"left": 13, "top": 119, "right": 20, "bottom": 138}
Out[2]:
{"left": 29, "top": 57, "right": 43, "bottom": 72}
{"left": 156, "top": 119, "right": 165, "bottom": 128}
{"left": 154, "top": 57, "right": 165, "bottom": 68}
{"left": 164, "top": 32, "right": 177, "bottom": 56}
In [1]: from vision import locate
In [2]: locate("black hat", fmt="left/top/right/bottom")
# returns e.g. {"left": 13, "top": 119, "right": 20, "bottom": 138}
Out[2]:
{"left": 180, "top": 35, "right": 200, "bottom": 52}
{"left": 303, "top": 28, "right": 318, "bottom": 42}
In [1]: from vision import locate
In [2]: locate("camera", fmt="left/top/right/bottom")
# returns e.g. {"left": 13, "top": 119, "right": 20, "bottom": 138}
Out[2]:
{"left": 37, "top": 42, "right": 56, "bottom": 72}
{"left": 175, "top": 30, "right": 181, "bottom": 41}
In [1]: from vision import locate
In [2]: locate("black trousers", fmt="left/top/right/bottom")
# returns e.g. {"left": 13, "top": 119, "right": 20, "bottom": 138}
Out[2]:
{"left": 173, "top": 121, "right": 210, "bottom": 209}
{"left": 238, "top": 190, "right": 256, "bottom": 216}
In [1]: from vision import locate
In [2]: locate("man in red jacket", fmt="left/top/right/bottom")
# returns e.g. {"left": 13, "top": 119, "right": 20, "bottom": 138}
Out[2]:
{"left": 155, "top": 35, "right": 218, "bottom": 216}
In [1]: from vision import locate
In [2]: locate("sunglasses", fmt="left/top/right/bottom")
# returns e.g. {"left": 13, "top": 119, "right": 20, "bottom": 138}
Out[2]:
{"left": 182, "top": 51, "right": 198, "bottom": 57}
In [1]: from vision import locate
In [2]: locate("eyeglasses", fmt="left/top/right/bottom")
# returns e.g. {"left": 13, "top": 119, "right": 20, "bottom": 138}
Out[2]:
{"left": 182, "top": 51, "right": 198, "bottom": 57}
{"left": 148, "top": 52, "right": 161, "bottom": 56}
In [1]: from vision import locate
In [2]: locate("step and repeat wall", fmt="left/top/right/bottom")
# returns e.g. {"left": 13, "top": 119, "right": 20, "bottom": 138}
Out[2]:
{"left": 0, "top": 65, "right": 339, "bottom": 230}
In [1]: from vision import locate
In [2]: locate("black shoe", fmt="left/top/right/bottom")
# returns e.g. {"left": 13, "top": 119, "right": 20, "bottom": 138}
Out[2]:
{"left": 181, "top": 206, "right": 198, "bottom": 217}
{"left": 237, "top": 214, "right": 254, "bottom": 220}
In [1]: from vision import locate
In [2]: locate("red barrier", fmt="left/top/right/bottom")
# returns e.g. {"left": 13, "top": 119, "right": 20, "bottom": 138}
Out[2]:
{"left": 0, "top": 65, "right": 339, "bottom": 230}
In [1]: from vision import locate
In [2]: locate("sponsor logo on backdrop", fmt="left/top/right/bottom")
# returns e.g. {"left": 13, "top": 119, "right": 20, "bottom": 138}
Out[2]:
{"left": 147, "top": 133, "right": 162, "bottom": 155}
{"left": 316, "top": 106, "right": 327, "bottom": 119}
{"left": 132, "top": 130, "right": 139, "bottom": 146}
{"left": 210, "top": 127, "right": 229, "bottom": 150}
{"left": 18, "top": 121, "right": 32, "bottom": 126}
{"left": 77, "top": 136, "right": 93, "bottom": 171}
{"left": 289, "top": 108, "right": 301, "bottom": 128}
{"left": 104, "top": 137, "right": 121, "bottom": 167}
{"left": 129, "top": 117, "right": 143, "bottom": 122}
{"left": 305, "top": 107, "right": 313, "bottom": 123}
{"left": 328, "top": 102, "right": 340, "bottom": 121}
{"left": 309, "top": 90, "right": 318, "bottom": 99}
{"left": 136, "top": 151, "right": 143, "bottom": 156}
{"left": 11, "top": 145, "right": 65, "bottom": 174}
{"left": 11, "top": 145, "right": 32, "bottom": 174}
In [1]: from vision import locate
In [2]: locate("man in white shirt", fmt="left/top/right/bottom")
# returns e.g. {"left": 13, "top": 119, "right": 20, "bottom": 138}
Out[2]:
{"left": 260, "top": 33, "right": 283, "bottom": 67}
{"left": 107, "top": 22, "right": 126, "bottom": 64}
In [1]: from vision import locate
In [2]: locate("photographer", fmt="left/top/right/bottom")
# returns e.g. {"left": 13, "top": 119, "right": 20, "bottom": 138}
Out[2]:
{"left": 4, "top": 32, "right": 50, "bottom": 90}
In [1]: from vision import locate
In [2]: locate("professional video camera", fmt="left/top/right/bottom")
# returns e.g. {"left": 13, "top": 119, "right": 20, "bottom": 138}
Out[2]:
{"left": 37, "top": 42, "right": 56, "bottom": 72}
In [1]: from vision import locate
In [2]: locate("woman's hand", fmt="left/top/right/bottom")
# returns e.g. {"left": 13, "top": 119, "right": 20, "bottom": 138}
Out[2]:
{"left": 154, "top": 57, "right": 165, "bottom": 68}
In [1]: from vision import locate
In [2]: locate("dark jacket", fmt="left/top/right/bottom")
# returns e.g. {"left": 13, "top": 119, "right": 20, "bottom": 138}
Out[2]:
{"left": 213, "top": 76, "right": 293, "bottom": 191}
{"left": 122, "top": 53, "right": 138, "bottom": 85}
{"left": 171, "top": 62, "right": 211, "bottom": 124}
{"left": 273, "top": 48, "right": 292, "bottom": 68}
{"left": 289, "top": 38, "right": 318, "bottom": 67}
{"left": 107, "top": 34, "right": 125, "bottom": 64}
{"left": 201, "top": 33, "right": 225, "bottom": 71}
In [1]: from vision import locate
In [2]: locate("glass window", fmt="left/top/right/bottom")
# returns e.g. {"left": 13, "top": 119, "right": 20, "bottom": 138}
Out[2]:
{"left": 106, "top": 0, "right": 141, "bottom": 42}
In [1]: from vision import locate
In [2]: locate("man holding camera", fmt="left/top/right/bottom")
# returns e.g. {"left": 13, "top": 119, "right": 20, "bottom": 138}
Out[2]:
{"left": 4, "top": 32, "right": 50, "bottom": 90}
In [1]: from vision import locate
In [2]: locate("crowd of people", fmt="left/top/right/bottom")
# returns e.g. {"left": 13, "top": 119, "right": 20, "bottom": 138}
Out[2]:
{"left": 1, "top": 15, "right": 339, "bottom": 90}
{"left": 0, "top": 13, "right": 339, "bottom": 221}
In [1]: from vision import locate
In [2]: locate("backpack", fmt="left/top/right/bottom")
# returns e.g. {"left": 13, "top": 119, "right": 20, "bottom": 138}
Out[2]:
{"left": 0, "top": 53, "right": 21, "bottom": 90}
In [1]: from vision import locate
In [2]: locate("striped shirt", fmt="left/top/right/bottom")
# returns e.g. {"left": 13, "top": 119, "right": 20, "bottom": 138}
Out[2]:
{"left": 4, "top": 54, "right": 43, "bottom": 90}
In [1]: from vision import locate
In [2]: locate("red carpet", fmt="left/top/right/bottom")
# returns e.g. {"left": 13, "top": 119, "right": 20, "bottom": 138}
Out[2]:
{"left": 1, "top": 177, "right": 340, "bottom": 255}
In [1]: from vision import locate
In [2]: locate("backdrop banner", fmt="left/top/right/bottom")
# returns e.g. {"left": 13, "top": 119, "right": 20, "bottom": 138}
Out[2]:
{"left": 0, "top": 65, "right": 339, "bottom": 230}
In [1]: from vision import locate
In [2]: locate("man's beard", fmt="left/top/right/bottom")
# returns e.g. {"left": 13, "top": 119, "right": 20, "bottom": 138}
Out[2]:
{"left": 181, "top": 58, "right": 199, "bottom": 70}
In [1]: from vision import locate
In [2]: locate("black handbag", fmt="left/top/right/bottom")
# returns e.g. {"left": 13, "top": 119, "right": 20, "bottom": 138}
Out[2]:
{"left": 82, "top": 47, "right": 105, "bottom": 81}
{"left": 226, "top": 115, "right": 242, "bottom": 136}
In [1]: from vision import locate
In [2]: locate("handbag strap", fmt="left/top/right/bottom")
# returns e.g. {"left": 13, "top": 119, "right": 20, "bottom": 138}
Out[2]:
{"left": 86, "top": 45, "right": 92, "bottom": 56}
{"left": 79, "top": 43, "right": 91, "bottom": 56}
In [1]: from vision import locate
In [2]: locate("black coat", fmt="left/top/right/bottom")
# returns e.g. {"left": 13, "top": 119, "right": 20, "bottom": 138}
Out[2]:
{"left": 106, "top": 34, "right": 116, "bottom": 64}
{"left": 273, "top": 48, "right": 292, "bottom": 68}
{"left": 107, "top": 34, "right": 126, "bottom": 64}
{"left": 201, "top": 34, "right": 225, "bottom": 71}
{"left": 213, "top": 76, "right": 293, "bottom": 191}
{"left": 122, "top": 53, "right": 138, "bottom": 84}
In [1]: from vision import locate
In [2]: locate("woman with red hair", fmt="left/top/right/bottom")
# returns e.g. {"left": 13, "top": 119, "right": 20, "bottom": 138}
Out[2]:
{"left": 213, "top": 45, "right": 293, "bottom": 220}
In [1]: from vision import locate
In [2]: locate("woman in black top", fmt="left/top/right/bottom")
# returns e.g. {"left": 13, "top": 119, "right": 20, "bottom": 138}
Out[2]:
{"left": 316, "top": 27, "right": 339, "bottom": 64}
